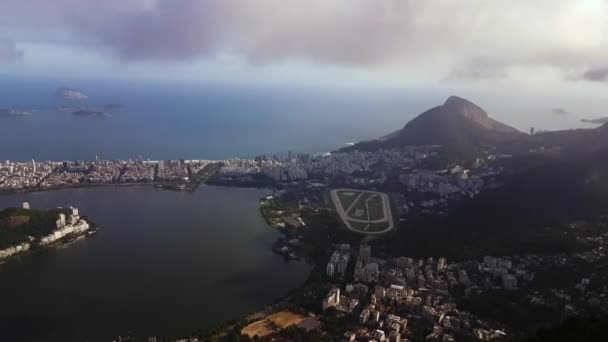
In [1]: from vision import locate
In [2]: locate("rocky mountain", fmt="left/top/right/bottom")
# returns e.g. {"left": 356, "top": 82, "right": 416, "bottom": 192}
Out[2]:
{"left": 535, "top": 121, "right": 608, "bottom": 157}
{"left": 342, "top": 96, "right": 529, "bottom": 159}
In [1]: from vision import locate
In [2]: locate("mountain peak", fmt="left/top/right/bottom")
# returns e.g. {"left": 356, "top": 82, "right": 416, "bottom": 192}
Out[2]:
{"left": 442, "top": 96, "right": 488, "bottom": 118}
{"left": 441, "top": 96, "right": 518, "bottom": 133}
{"left": 341, "top": 95, "right": 524, "bottom": 158}
{"left": 444, "top": 95, "right": 474, "bottom": 107}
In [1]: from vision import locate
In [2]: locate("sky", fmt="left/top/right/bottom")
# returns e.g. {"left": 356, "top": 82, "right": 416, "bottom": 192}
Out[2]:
{"left": 0, "top": 0, "right": 607, "bottom": 130}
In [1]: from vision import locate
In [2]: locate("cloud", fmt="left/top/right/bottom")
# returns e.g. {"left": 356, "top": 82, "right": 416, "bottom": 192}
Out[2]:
{"left": 581, "top": 117, "right": 608, "bottom": 125}
{"left": 0, "top": 37, "right": 23, "bottom": 62}
{"left": 75, "top": 0, "right": 420, "bottom": 64}
{"left": 580, "top": 68, "right": 608, "bottom": 82}
{"left": 552, "top": 108, "right": 571, "bottom": 115}
{"left": 444, "top": 57, "right": 510, "bottom": 82}
{"left": 0, "top": 0, "right": 607, "bottom": 79}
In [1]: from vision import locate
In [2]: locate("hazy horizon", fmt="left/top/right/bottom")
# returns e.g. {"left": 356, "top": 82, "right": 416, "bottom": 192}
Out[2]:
{"left": 1, "top": 0, "right": 607, "bottom": 134}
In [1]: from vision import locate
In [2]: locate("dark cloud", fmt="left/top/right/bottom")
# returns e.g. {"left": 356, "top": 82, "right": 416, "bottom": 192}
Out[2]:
{"left": 581, "top": 68, "right": 608, "bottom": 82}
{"left": 0, "top": 0, "right": 606, "bottom": 77}
{"left": 581, "top": 117, "right": 608, "bottom": 125}
{"left": 0, "top": 0, "right": 416, "bottom": 65}
{"left": 80, "top": 0, "right": 416, "bottom": 65}
{"left": 552, "top": 108, "right": 570, "bottom": 115}
{"left": 88, "top": 1, "right": 231, "bottom": 61}
{"left": 0, "top": 37, "right": 23, "bottom": 62}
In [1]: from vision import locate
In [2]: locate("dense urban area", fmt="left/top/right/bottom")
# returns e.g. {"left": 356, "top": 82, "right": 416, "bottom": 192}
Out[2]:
{"left": 0, "top": 141, "right": 588, "bottom": 341}
{"left": 5, "top": 98, "right": 608, "bottom": 341}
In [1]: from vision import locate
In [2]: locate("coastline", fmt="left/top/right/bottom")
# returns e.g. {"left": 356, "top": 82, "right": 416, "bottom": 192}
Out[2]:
{"left": 199, "top": 264, "right": 323, "bottom": 340}
{"left": 0, "top": 180, "right": 272, "bottom": 197}
{"left": 0, "top": 221, "right": 98, "bottom": 265}
{"left": 0, "top": 181, "right": 167, "bottom": 196}
{"left": 0, "top": 161, "right": 223, "bottom": 196}
{"left": 0, "top": 179, "right": 317, "bottom": 341}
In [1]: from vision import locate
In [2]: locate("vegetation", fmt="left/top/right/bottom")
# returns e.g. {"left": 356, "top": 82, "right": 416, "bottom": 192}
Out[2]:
{"left": 461, "top": 290, "right": 561, "bottom": 331}
{"left": 0, "top": 207, "right": 69, "bottom": 249}
{"left": 272, "top": 325, "right": 335, "bottom": 341}
{"left": 341, "top": 96, "right": 532, "bottom": 162}
{"left": 517, "top": 316, "right": 608, "bottom": 342}
{"left": 206, "top": 172, "right": 274, "bottom": 188}
{"left": 370, "top": 153, "right": 608, "bottom": 260}
{"left": 191, "top": 163, "right": 221, "bottom": 185}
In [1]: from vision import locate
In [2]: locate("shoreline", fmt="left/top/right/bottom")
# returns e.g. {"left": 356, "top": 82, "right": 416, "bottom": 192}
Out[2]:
{"left": 0, "top": 225, "right": 98, "bottom": 265}
{"left": 0, "top": 181, "right": 168, "bottom": 196}
{"left": 0, "top": 161, "right": 223, "bottom": 196}
{"left": 199, "top": 264, "right": 322, "bottom": 340}
{"left": 0, "top": 180, "right": 315, "bottom": 341}
{"left": 0, "top": 181, "right": 273, "bottom": 197}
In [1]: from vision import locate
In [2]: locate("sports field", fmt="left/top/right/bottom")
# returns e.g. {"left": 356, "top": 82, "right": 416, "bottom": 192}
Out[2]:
{"left": 330, "top": 189, "right": 394, "bottom": 234}
{"left": 241, "top": 311, "right": 306, "bottom": 338}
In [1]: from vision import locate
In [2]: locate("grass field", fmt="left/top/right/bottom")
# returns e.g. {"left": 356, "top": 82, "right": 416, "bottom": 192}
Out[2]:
{"left": 366, "top": 195, "right": 385, "bottom": 221}
{"left": 346, "top": 193, "right": 385, "bottom": 222}
{"left": 346, "top": 192, "right": 373, "bottom": 217}
{"left": 330, "top": 189, "right": 394, "bottom": 235}
{"left": 337, "top": 190, "right": 360, "bottom": 212}
{"left": 366, "top": 221, "right": 391, "bottom": 232}
{"left": 241, "top": 311, "right": 306, "bottom": 338}
{"left": 348, "top": 220, "right": 370, "bottom": 231}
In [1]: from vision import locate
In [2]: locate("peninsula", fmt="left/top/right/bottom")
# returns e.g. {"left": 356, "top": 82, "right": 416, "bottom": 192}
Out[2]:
{"left": 0, "top": 202, "right": 94, "bottom": 262}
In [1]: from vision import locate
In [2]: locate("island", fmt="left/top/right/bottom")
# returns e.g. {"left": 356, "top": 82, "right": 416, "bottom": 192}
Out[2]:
{"left": 0, "top": 202, "right": 95, "bottom": 262}
{"left": 72, "top": 109, "right": 107, "bottom": 117}
{"left": 56, "top": 87, "right": 88, "bottom": 100}
{"left": 0, "top": 108, "right": 31, "bottom": 117}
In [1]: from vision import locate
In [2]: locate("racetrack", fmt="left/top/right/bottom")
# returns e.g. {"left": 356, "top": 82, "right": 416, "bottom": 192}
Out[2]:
{"left": 330, "top": 189, "right": 394, "bottom": 234}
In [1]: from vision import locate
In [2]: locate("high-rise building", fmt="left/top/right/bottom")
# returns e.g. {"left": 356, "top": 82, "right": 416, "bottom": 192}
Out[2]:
{"left": 375, "top": 285, "right": 386, "bottom": 299}
{"left": 322, "top": 288, "right": 340, "bottom": 310}
{"left": 359, "top": 244, "right": 371, "bottom": 264}
{"left": 326, "top": 262, "right": 335, "bottom": 278}
{"left": 437, "top": 257, "right": 447, "bottom": 271}
{"left": 338, "top": 255, "right": 349, "bottom": 276}
{"left": 359, "top": 309, "right": 370, "bottom": 324}
{"left": 389, "top": 331, "right": 401, "bottom": 342}
{"left": 503, "top": 274, "right": 518, "bottom": 290}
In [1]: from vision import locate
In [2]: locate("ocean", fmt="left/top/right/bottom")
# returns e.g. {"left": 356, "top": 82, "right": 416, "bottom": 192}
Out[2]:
{"left": 0, "top": 77, "right": 430, "bottom": 340}
{"left": 0, "top": 77, "right": 430, "bottom": 162}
